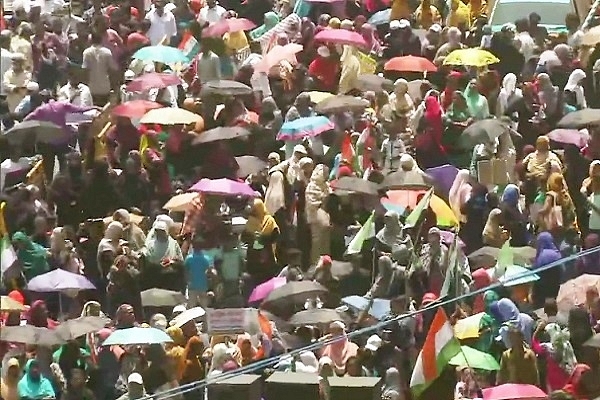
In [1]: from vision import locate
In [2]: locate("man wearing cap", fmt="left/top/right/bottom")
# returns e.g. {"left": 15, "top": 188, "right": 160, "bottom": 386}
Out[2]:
{"left": 434, "top": 26, "right": 465, "bottom": 65}
{"left": 116, "top": 373, "right": 146, "bottom": 400}
{"left": 3, "top": 53, "right": 32, "bottom": 113}
{"left": 384, "top": 19, "right": 421, "bottom": 58}
{"left": 421, "top": 24, "right": 443, "bottom": 60}
{"left": 57, "top": 63, "right": 93, "bottom": 107}
{"left": 1, "top": 30, "right": 13, "bottom": 98}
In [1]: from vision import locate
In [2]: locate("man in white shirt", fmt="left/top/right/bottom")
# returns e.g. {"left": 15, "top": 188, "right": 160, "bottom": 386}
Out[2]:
{"left": 515, "top": 19, "right": 535, "bottom": 63}
{"left": 197, "top": 0, "right": 226, "bottom": 25}
{"left": 0, "top": 30, "right": 13, "bottom": 97}
{"left": 82, "top": 32, "right": 118, "bottom": 105}
{"left": 57, "top": 64, "right": 94, "bottom": 107}
{"left": 196, "top": 42, "right": 222, "bottom": 84}
{"left": 145, "top": 0, "right": 177, "bottom": 45}
{"left": 380, "top": 130, "right": 406, "bottom": 173}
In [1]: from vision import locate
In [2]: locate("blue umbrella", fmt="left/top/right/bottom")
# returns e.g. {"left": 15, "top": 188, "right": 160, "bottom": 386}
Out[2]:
{"left": 499, "top": 265, "right": 540, "bottom": 287}
{"left": 368, "top": 9, "right": 391, "bottom": 26}
{"left": 27, "top": 269, "right": 96, "bottom": 292}
{"left": 277, "top": 116, "right": 334, "bottom": 141}
{"left": 341, "top": 295, "right": 391, "bottom": 320}
{"left": 102, "top": 327, "right": 173, "bottom": 346}
{"left": 132, "top": 45, "right": 188, "bottom": 65}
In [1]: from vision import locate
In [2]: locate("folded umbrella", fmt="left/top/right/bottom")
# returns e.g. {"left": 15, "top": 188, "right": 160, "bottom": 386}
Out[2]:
{"left": 203, "top": 17, "right": 256, "bottom": 37}
{"left": 170, "top": 306, "right": 206, "bottom": 328}
{"left": 125, "top": 72, "right": 182, "bottom": 92}
{"left": 112, "top": 100, "right": 163, "bottom": 119}
{"left": 314, "top": 29, "right": 367, "bottom": 47}
{"left": 547, "top": 128, "right": 589, "bottom": 147}
{"left": 449, "top": 346, "right": 501, "bottom": 371}
{"left": 482, "top": 384, "right": 546, "bottom": 400}
{"left": 102, "top": 327, "right": 173, "bottom": 346}
{"left": 384, "top": 56, "right": 437, "bottom": 73}
{"left": 190, "top": 178, "right": 257, "bottom": 197}
{"left": 557, "top": 274, "right": 600, "bottom": 311}
{"left": 557, "top": 108, "right": 600, "bottom": 129}
{"left": 140, "top": 108, "right": 202, "bottom": 125}
{"left": 341, "top": 295, "right": 391, "bottom": 320}
{"left": 277, "top": 116, "right": 334, "bottom": 141}
{"left": 1, "top": 295, "right": 26, "bottom": 311}
{"left": 356, "top": 74, "right": 394, "bottom": 92}
{"left": 315, "top": 95, "right": 369, "bottom": 115}
{"left": 443, "top": 48, "right": 500, "bottom": 67}
{"left": 1, "top": 325, "right": 66, "bottom": 346}
{"left": 458, "top": 118, "right": 510, "bottom": 148}
{"left": 467, "top": 246, "right": 536, "bottom": 268}
{"left": 141, "top": 288, "right": 186, "bottom": 307}
{"left": 583, "top": 333, "right": 600, "bottom": 348}
{"left": 288, "top": 308, "right": 344, "bottom": 326}
{"left": 201, "top": 80, "right": 253, "bottom": 96}
{"left": 368, "top": 8, "right": 391, "bottom": 25}
{"left": 331, "top": 176, "right": 381, "bottom": 195}
{"left": 27, "top": 269, "right": 96, "bottom": 292}
{"left": 163, "top": 192, "right": 199, "bottom": 212}
{"left": 56, "top": 316, "right": 108, "bottom": 341}
{"left": 132, "top": 45, "right": 188, "bottom": 64}
{"left": 249, "top": 277, "right": 287, "bottom": 303}
{"left": 4, "top": 120, "right": 63, "bottom": 145}
{"left": 235, "top": 156, "right": 268, "bottom": 178}
{"left": 192, "top": 126, "right": 251, "bottom": 144}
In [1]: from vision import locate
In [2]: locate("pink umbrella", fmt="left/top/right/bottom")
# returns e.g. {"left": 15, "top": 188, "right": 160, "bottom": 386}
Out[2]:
{"left": 112, "top": 100, "right": 163, "bottom": 119}
{"left": 314, "top": 29, "right": 367, "bottom": 47}
{"left": 190, "top": 178, "right": 257, "bottom": 197}
{"left": 254, "top": 43, "right": 303, "bottom": 73}
{"left": 202, "top": 18, "right": 256, "bottom": 38}
{"left": 126, "top": 72, "right": 182, "bottom": 92}
{"left": 249, "top": 277, "right": 287, "bottom": 303}
{"left": 482, "top": 384, "right": 546, "bottom": 400}
{"left": 547, "top": 128, "right": 589, "bottom": 147}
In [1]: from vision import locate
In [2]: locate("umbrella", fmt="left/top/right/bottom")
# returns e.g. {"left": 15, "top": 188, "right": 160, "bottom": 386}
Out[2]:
{"left": 249, "top": 277, "right": 287, "bottom": 303}
{"left": 140, "top": 108, "right": 202, "bottom": 125}
{"left": 192, "top": 126, "right": 251, "bottom": 144}
{"left": 125, "top": 72, "right": 182, "bottom": 92}
{"left": 381, "top": 190, "right": 459, "bottom": 227}
{"left": 255, "top": 43, "right": 303, "bottom": 73}
{"left": 4, "top": 120, "right": 64, "bottom": 145}
{"left": 0, "top": 325, "right": 66, "bottom": 346}
{"left": 454, "top": 312, "right": 485, "bottom": 340}
{"left": 547, "top": 128, "right": 589, "bottom": 147}
{"left": 112, "top": 100, "right": 163, "bottom": 119}
{"left": 203, "top": 17, "right": 256, "bottom": 37}
{"left": 384, "top": 56, "right": 437, "bottom": 73}
{"left": 102, "top": 327, "right": 173, "bottom": 346}
{"left": 582, "top": 25, "right": 600, "bottom": 46}
{"left": 482, "top": 384, "right": 546, "bottom": 400}
{"left": 56, "top": 316, "right": 108, "bottom": 340}
{"left": 341, "top": 295, "right": 391, "bottom": 320}
{"left": 458, "top": 118, "right": 510, "bottom": 148}
{"left": 27, "top": 269, "right": 95, "bottom": 292}
{"left": 202, "top": 80, "right": 253, "bottom": 96}
{"left": 583, "top": 333, "right": 600, "bottom": 348}
{"left": 132, "top": 45, "right": 187, "bottom": 64}
{"left": 381, "top": 170, "right": 433, "bottom": 190}
{"left": 1, "top": 296, "right": 26, "bottom": 311}
{"left": 443, "top": 48, "right": 500, "bottom": 67}
{"left": 449, "top": 346, "right": 501, "bottom": 371}
{"left": 277, "top": 116, "right": 334, "bottom": 141}
{"left": 288, "top": 308, "right": 344, "bottom": 326}
{"left": 368, "top": 8, "right": 391, "bottom": 25}
{"left": 467, "top": 246, "right": 536, "bottom": 268}
{"left": 557, "top": 108, "right": 600, "bottom": 128}
{"left": 307, "top": 91, "right": 335, "bottom": 104}
{"left": 331, "top": 177, "right": 381, "bottom": 195}
{"left": 190, "top": 178, "right": 257, "bottom": 197}
{"left": 557, "top": 274, "right": 600, "bottom": 311}
{"left": 315, "top": 95, "right": 369, "bottom": 114}
{"left": 425, "top": 164, "right": 459, "bottom": 196}
{"left": 235, "top": 156, "right": 268, "bottom": 178}
{"left": 262, "top": 281, "right": 328, "bottom": 308}
{"left": 356, "top": 74, "right": 394, "bottom": 92}
{"left": 314, "top": 29, "right": 367, "bottom": 47}
{"left": 488, "top": 265, "right": 540, "bottom": 287}
{"left": 163, "top": 192, "right": 199, "bottom": 212}
{"left": 306, "top": 260, "right": 354, "bottom": 281}
{"left": 141, "top": 288, "right": 186, "bottom": 307}
{"left": 170, "top": 306, "right": 206, "bottom": 328}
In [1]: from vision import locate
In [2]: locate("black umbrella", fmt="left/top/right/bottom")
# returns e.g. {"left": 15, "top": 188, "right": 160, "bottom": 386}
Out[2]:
{"left": 381, "top": 170, "right": 433, "bottom": 190}
{"left": 141, "top": 288, "right": 186, "bottom": 307}
{"left": 201, "top": 80, "right": 253, "bottom": 96}
{"left": 235, "top": 156, "right": 268, "bottom": 177}
{"left": 583, "top": 333, "right": 600, "bottom": 348}
{"left": 262, "top": 281, "right": 328, "bottom": 309}
{"left": 467, "top": 246, "right": 537, "bottom": 268}
{"left": 305, "top": 260, "right": 355, "bottom": 281}
{"left": 356, "top": 74, "right": 394, "bottom": 92}
{"left": 4, "top": 120, "right": 63, "bottom": 145}
{"left": 56, "top": 316, "right": 108, "bottom": 340}
{"left": 315, "top": 95, "right": 369, "bottom": 114}
{"left": 192, "top": 126, "right": 251, "bottom": 145}
{"left": 331, "top": 177, "right": 381, "bottom": 195}
{"left": 458, "top": 118, "right": 511, "bottom": 148}
{"left": 1, "top": 325, "right": 66, "bottom": 346}
{"left": 288, "top": 308, "right": 345, "bottom": 326}
{"left": 557, "top": 108, "right": 600, "bottom": 129}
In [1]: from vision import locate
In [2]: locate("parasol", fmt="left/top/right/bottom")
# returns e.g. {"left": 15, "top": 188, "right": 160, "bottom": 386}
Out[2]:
{"left": 112, "top": 100, "right": 163, "bottom": 119}
{"left": 141, "top": 288, "right": 187, "bottom": 307}
{"left": 341, "top": 295, "right": 391, "bottom": 320}
{"left": 454, "top": 312, "right": 486, "bottom": 339}
{"left": 4, "top": 120, "right": 64, "bottom": 145}
{"left": 202, "top": 18, "right": 257, "bottom": 37}
{"left": 467, "top": 246, "right": 536, "bottom": 268}
{"left": 56, "top": 316, "right": 108, "bottom": 341}
{"left": 235, "top": 156, "right": 268, "bottom": 178}
{"left": 255, "top": 43, "right": 303, "bottom": 73}
{"left": 102, "top": 327, "right": 173, "bottom": 346}
{"left": 425, "top": 164, "right": 459, "bottom": 196}
{"left": 163, "top": 192, "right": 199, "bottom": 212}
{"left": 140, "top": 108, "right": 202, "bottom": 125}
{"left": 132, "top": 45, "right": 187, "bottom": 64}
{"left": 356, "top": 74, "right": 394, "bottom": 92}
{"left": 125, "top": 72, "right": 182, "bottom": 92}
{"left": 449, "top": 346, "right": 501, "bottom": 371}
{"left": 482, "top": 384, "right": 546, "bottom": 400}
{"left": 201, "top": 80, "right": 253, "bottom": 96}
{"left": 170, "top": 306, "right": 206, "bottom": 328}
{"left": 0, "top": 326, "right": 66, "bottom": 346}
{"left": 288, "top": 308, "right": 345, "bottom": 326}
{"left": 458, "top": 118, "right": 511, "bottom": 148}
{"left": 262, "top": 281, "right": 329, "bottom": 310}
{"left": 557, "top": 274, "right": 600, "bottom": 311}
{"left": 249, "top": 277, "right": 287, "bottom": 303}
{"left": 314, "top": 29, "right": 367, "bottom": 47}
{"left": 384, "top": 56, "right": 437, "bottom": 73}
{"left": 367, "top": 8, "right": 391, "bottom": 25}
{"left": 190, "top": 178, "right": 257, "bottom": 197}
{"left": 306, "top": 91, "right": 335, "bottom": 104}
{"left": 27, "top": 269, "right": 95, "bottom": 292}
{"left": 547, "top": 128, "right": 589, "bottom": 147}
{"left": 557, "top": 108, "right": 600, "bottom": 129}
{"left": 331, "top": 177, "right": 381, "bottom": 195}
{"left": 381, "top": 170, "right": 433, "bottom": 190}
{"left": 381, "top": 190, "right": 459, "bottom": 227}
{"left": 192, "top": 126, "right": 251, "bottom": 144}
{"left": 443, "top": 48, "right": 500, "bottom": 67}
{"left": 277, "top": 116, "right": 334, "bottom": 141}
{"left": 315, "top": 95, "right": 369, "bottom": 114}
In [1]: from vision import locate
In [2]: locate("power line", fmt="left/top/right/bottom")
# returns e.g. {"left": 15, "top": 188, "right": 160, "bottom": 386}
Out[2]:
{"left": 143, "top": 245, "right": 599, "bottom": 399}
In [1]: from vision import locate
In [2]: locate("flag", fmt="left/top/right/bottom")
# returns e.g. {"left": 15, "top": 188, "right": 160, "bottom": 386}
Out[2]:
{"left": 405, "top": 188, "right": 434, "bottom": 227}
{"left": 440, "top": 234, "right": 459, "bottom": 298}
{"left": 345, "top": 211, "right": 375, "bottom": 255}
{"left": 178, "top": 32, "right": 200, "bottom": 62}
{"left": 0, "top": 202, "right": 18, "bottom": 280}
{"left": 410, "top": 308, "right": 461, "bottom": 397}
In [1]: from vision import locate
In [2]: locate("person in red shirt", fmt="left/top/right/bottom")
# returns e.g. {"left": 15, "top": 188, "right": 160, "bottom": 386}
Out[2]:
{"left": 308, "top": 46, "right": 340, "bottom": 93}
{"left": 127, "top": 19, "right": 152, "bottom": 53}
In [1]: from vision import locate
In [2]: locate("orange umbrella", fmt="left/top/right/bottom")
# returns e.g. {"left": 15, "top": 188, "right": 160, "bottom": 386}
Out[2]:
{"left": 384, "top": 56, "right": 437, "bottom": 73}
{"left": 112, "top": 100, "right": 163, "bottom": 119}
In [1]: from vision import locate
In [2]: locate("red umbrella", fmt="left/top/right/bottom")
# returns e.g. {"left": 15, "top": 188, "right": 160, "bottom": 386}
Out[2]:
{"left": 126, "top": 72, "right": 182, "bottom": 92}
{"left": 202, "top": 18, "right": 257, "bottom": 38}
{"left": 547, "top": 128, "right": 589, "bottom": 147}
{"left": 384, "top": 56, "right": 438, "bottom": 73}
{"left": 314, "top": 29, "right": 367, "bottom": 47}
{"left": 482, "top": 384, "right": 546, "bottom": 400}
{"left": 254, "top": 43, "right": 303, "bottom": 73}
{"left": 112, "top": 100, "right": 163, "bottom": 119}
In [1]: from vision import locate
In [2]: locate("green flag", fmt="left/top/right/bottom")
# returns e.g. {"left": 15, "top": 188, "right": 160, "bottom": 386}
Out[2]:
{"left": 345, "top": 211, "right": 375, "bottom": 255}
{"left": 493, "top": 241, "right": 513, "bottom": 280}
{"left": 405, "top": 188, "right": 434, "bottom": 228}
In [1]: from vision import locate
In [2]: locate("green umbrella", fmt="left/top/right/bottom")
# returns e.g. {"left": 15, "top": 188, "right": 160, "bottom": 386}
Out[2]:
{"left": 449, "top": 346, "right": 500, "bottom": 371}
{"left": 133, "top": 45, "right": 187, "bottom": 65}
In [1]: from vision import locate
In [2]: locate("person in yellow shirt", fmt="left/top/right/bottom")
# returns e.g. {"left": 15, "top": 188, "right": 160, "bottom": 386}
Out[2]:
{"left": 390, "top": 0, "right": 412, "bottom": 21}
{"left": 10, "top": 22, "right": 33, "bottom": 71}
{"left": 468, "top": 0, "right": 487, "bottom": 23}
{"left": 338, "top": 45, "right": 360, "bottom": 95}
{"left": 414, "top": 0, "right": 442, "bottom": 29}
{"left": 446, "top": 0, "right": 471, "bottom": 30}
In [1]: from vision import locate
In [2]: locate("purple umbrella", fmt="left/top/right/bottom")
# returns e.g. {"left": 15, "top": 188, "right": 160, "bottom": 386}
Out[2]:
{"left": 249, "top": 277, "right": 287, "bottom": 303}
{"left": 190, "top": 178, "right": 258, "bottom": 197}
{"left": 27, "top": 269, "right": 96, "bottom": 292}
{"left": 426, "top": 164, "right": 459, "bottom": 196}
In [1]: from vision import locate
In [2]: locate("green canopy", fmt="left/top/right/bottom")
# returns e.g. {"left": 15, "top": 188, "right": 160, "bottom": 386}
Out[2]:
{"left": 448, "top": 346, "right": 500, "bottom": 371}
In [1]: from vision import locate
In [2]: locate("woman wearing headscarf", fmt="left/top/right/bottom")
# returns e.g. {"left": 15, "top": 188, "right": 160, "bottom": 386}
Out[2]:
{"left": 532, "top": 321, "right": 577, "bottom": 392}
{"left": 243, "top": 198, "right": 279, "bottom": 283}
{"left": 374, "top": 211, "right": 413, "bottom": 267}
{"left": 320, "top": 321, "right": 359, "bottom": 376}
{"left": 415, "top": 95, "right": 447, "bottom": 169}
{"left": 567, "top": 308, "right": 597, "bottom": 366}
{"left": 522, "top": 136, "right": 562, "bottom": 198}
{"left": 464, "top": 79, "right": 490, "bottom": 120}
{"left": 97, "top": 221, "right": 124, "bottom": 278}
{"left": 258, "top": 97, "right": 283, "bottom": 135}
{"left": 496, "top": 73, "right": 522, "bottom": 117}
{"left": 449, "top": 169, "right": 472, "bottom": 224}
{"left": 489, "top": 298, "right": 535, "bottom": 347}
{"left": 235, "top": 333, "right": 257, "bottom": 367}
{"left": 250, "top": 12, "right": 280, "bottom": 40}
{"left": 308, "top": 46, "right": 340, "bottom": 93}
{"left": 17, "top": 359, "right": 56, "bottom": 400}
{"left": 537, "top": 73, "right": 561, "bottom": 121}
{"left": 179, "top": 336, "right": 205, "bottom": 398}
{"left": 49, "top": 227, "right": 84, "bottom": 274}
{"left": 11, "top": 231, "right": 50, "bottom": 281}
{"left": 165, "top": 327, "right": 186, "bottom": 380}
{"left": 446, "top": 0, "right": 470, "bottom": 28}
{"left": 143, "top": 219, "right": 183, "bottom": 266}
{"left": 540, "top": 172, "right": 578, "bottom": 235}
{"left": 482, "top": 208, "right": 506, "bottom": 247}
{"left": 381, "top": 367, "right": 403, "bottom": 400}
{"left": 532, "top": 232, "right": 563, "bottom": 308}
{"left": 414, "top": 0, "right": 442, "bottom": 29}
{"left": 360, "top": 24, "right": 381, "bottom": 55}
{"left": 1, "top": 358, "right": 20, "bottom": 400}
{"left": 564, "top": 69, "right": 587, "bottom": 110}
{"left": 366, "top": 255, "right": 402, "bottom": 299}
{"left": 411, "top": 227, "right": 448, "bottom": 297}
{"left": 390, "top": 79, "right": 415, "bottom": 118}
{"left": 338, "top": 45, "right": 360, "bottom": 95}
{"left": 328, "top": 17, "right": 341, "bottom": 29}
{"left": 499, "top": 184, "right": 530, "bottom": 247}
{"left": 306, "top": 164, "right": 331, "bottom": 264}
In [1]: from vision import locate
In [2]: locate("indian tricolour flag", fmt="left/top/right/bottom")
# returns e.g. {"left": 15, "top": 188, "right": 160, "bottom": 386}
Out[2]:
{"left": 410, "top": 308, "right": 461, "bottom": 398}
{"left": 178, "top": 32, "right": 200, "bottom": 63}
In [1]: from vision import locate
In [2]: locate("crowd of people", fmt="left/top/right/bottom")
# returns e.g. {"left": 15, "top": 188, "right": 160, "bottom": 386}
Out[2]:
{"left": 1, "top": 0, "right": 600, "bottom": 399}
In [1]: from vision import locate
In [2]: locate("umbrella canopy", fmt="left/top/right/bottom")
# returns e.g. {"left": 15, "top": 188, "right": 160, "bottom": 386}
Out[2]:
{"left": 141, "top": 288, "right": 186, "bottom": 307}
{"left": 170, "top": 306, "right": 206, "bottom": 328}
{"left": 277, "top": 116, "right": 334, "bottom": 141}
{"left": 1, "top": 295, "right": 26, "bottom": 311}
{"left": 315, "top": 95, "right": 369, "bottom": 114}
{"left": 125, "top": 72, "right": 182, "bottom": 92}
{"left": 163, "top": 192, "right": 199, "bottom": 212}
{"left": 331, "top": 177, "right": 381, "bottom": 195}
{"left": 381, "top": 190, "right": 459, "bottom": 227}
{"left": 486, "top": 265, "right": 539, "bottom": 287}
{"left": 112, "top": 100, "right": 163, "bottom": 119}
{"left": 547, "top": 128, "right": 589, "bottom": 147}
{"left": 384, "top": 56, "right": 437, "bottom": 73}
{"left": 288, "top": 308, "right": 344, "bottom": 326}
{"left": 381, "top": 170, "right": 433, "bottom": 190}
{"left": 557, "top": 274, "right": 600, "bottom": 311}
{"left": 4, "top": 120, "right": 64, "bottom": 145}
{"left": 467, "top": 246, "right": 536, "bottom": 268}
{"left": 449, "top": 346, "right": 501, "bottom": 370}
{"left": 582, "top": 25, "right": 600, "bottom": 46}
{"left": 458, "top": 118, "right": 510, "bottom": 148}
{"left": 203, "top": 17, "right": 256, "bottom": 37}
{"left": 341, "top": 295, "right": 391, "bottom": 320}
{"left": 425, "top": 164, "right": 459, "bottom": 196}
{"left": 443, "top": 48, "right": 500, "bottom": 67}
{"left": 482, "top": 384, "right": 546, "bottom": 400}
{"left": 255, "top": 43, "right": 303, "bottom": 73}
{"left": 356, "top": 74, "right": 394, "bottom": 92}
{"left": 132, "top": 45, "right": 187, "bottom": 64}
{"left": 27, "top": 269, "right": 95, "bottom": 292}
{"left": 249, "top": 277, "right": 287, "bottom": 303}
{"left": 192, "top": 126, "right": 251, "bottom": 144}
{"left": 140, "top": 108, "right": 202, "bottom": 125}
{"left": 368, "top": 8, "right": 391, "bottom": 25}
{"left": 0, "top": 326, "right": 66, "bottom": 346}
{"left": 454, "top": 312, "right": 485, "bottom": 340}
{"left": 314, "top": 29, "right": 367, "bottom": 47}
{"left": 557, "top": 108, "right": 600, "bottom": 129}
{"left": 307, "top": 91, "right": 335, "bottom": 104}
{"left": 262, "top": 281, "right": 328, "bottom": 308}
{"left": 583, "top": 333, "right": 600, "bottom": 348}
{"left": 202, "top": 80, "right": 253, "bottom": 96}
{"left": 235, "top": 156, "right": 268, "bottom": 178}
{"left": 190, "top": 178, "right": 257, "bottom": 197}
{"left": 102, "top": 327, "right": 173, "bottom": 346}
{"left": 56, "top": 316, "right": 108, "bottom": 341}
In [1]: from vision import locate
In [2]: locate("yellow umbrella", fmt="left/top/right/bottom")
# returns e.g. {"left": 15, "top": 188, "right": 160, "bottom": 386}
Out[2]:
{"left": 140, "top": 108, "right": 202, "bottom": 125}
{"left": 454, "top": 312, "right": 485, "bottom": 340}
{"left": 1, "top": 296, "right": 26, "bottom": 312}
{"left": 582, "top": 26, "right": 600, "bottom": 46}
{"left": 163, "top": 192, "right": 199, "bottom": 212}
{"left": 443, "top": 48, "right": 500, "bottom": 67}
{"left": 307, "top": 91, "right": 334, "bottom": 104}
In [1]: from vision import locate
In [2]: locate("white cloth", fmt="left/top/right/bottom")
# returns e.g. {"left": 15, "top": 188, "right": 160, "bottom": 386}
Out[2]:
{"left": 516, "top": 31, "right": 535, "bottom": 62}
{"left": 567, "top": 30, "right": 584, "bottom": 48}
{"left": 3, "top": 69, "right": 32, "bottom": 112}
{"left": 197, "top": 5, "right": 227, "bottom": 24}
{"left": 496, "top": 73, "right": 522, "bottom": 117}
{"left": 380, "top": 137, "right": 405, "bottom": 172}
{"left": 0, "top": 48, "right": 13, "bottom": 96}
{"left": 82, "top": 44, "right": 116, "bottom": 96}
{"left": 196, "top": 52, "right": 222, "bottom": 84}
{"left": 145, "top": 9, "right": 177, "bottom": 45}
{"left": 564, "top": 69, "right": 587, "bottom": 109}
{"left": 57, "top": 82, "right": 94, "bottom": 107}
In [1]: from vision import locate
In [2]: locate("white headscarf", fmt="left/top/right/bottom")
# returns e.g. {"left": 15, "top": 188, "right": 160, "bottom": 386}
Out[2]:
{"left": 564, "top": 69, "right": 587, "bottom": 109}
{"left": 496, "top": 73, "right": 522, "bottom": 117}
{"left": 448, "top": 169, "right": 472, "bottom": 223}
{"left": 382, "top": 367, "right": 403, "bottom": 400}
{"left": 305, "top": 164, "right": 330, "bottom": 224}
{"left": 390, "top": 79, "right": 414, "bottom": 116}
{"left": 265, "top": 165, "right": 287, "bottom": 215}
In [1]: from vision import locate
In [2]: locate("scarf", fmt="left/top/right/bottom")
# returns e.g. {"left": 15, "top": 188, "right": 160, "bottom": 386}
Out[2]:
{"left": 464, "top": 82, "right": 488, "bottom": 120}
{"left": 143, "top": 220, "right": 182, "bottom": 265}
{"left": 306, "top": 164, "right": 330, "bottom": 224}
{"left": 564, "top": 69, "right": 587, "bottom": 109}
{"left": 1, "top": 358, "right": 20, "bottom": 400}
{"left": 250, "top": 12, "right": 280, "bottom": 40}
{"left": 12, "top": 231, "right": 49, "bottom": 280}
{"left": 542, "top": 323, "right": 577, "bottom": 374}
{"left": 320, "top": 335, "right": 358, "bottom": 372}
{"left": 17, "top": 360, "right": 55, "bottom": 400}
{"left": 246, "top": 199, "right": 278, "bottom": 235}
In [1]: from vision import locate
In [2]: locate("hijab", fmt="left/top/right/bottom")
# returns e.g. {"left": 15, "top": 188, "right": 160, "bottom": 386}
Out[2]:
{"left": 376, "top": 211, "right": 405, "bottom": 247}
{"left": 1, "top": 358, "right": 20, "bottom": 400}
{"left": 483, "top": 208, "right": 503, "bottom": 242}
{"left": 564, "top": 69, "right": 587, "bottom": 109}
{"left": 320, "top": 322, "right": 358, "bottom": 373}
{"left": 360, "top": 23, "right": 380, "bottom": 53}
{"left": 250, "top": 12, "right": 280, "bottom": 40}
{"left": 502, "top": 184, "right": 520, "bottom": 209}
{"left": 382, "top": 367, "right": 402, "bottom": 400}
{"left": 490, "top": 298, "right": 535, "bottom": 346}
{"left": 143, "top": 219, "right": 182, "bottom": 264}
{"left": 98, "top": 221, "right": 123, "bottom": 255}
{"left": 369, "top": 255, "right": 396, "bottom": 298}
{"left": 423, "top": 95, "right": 443, "bottom": 139}
{"left": 537, "top": 73, "right": 559, "bottom": 114}
{"left": 305, "top": 164, "right": 330, "bottom": 224}
{"left": 390, "top": 78, "right": 414, "bottom": 116}
{"left": 17, "top": 359, "right": 55, "bottom": 400}
{"left": 547, "top": 172, "right": 573, "bottom": 208}
{"left": 181, "top": 336, "right": 204, "bottom": 382}
{"left": 535, "top": 231, "right": 562, "bottom": 267}
{"left": 542, "top": 323, "right": 577, "bottom": 374}
{"left": 449, "top": 169, "right": 472, "bottom": 223}
{"left": 328, "top": 17, "right": 341, "bottom": 29}
{"left": 245, "top": 198, "right": 278, "bottom": 235}
{"left": 496, "top": 73, "right": 522, "bottom": 116}
{"left": 464, "top": 80, "right": 489, "bottom": 120}
{"left": 12, "top": 231, "right": 49, "bottom": 280}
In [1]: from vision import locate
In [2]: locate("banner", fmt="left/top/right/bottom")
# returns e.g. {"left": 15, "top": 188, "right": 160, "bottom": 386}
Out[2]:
{"left": 358, "top": 51, "right": 377, "bottom": 75}
{"left": 206, "top": 308, "right": 260, "bottom": 334}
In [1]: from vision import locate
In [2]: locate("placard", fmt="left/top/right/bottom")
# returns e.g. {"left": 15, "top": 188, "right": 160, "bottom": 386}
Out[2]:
{"left": 206, "top": 308, "right": 260, "bottom": 334}
{"left": 358, "top": 51, "right": 377, "bottom": 75}
{"left": 477, "top": 158, "right": 509, "bottom": 186}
